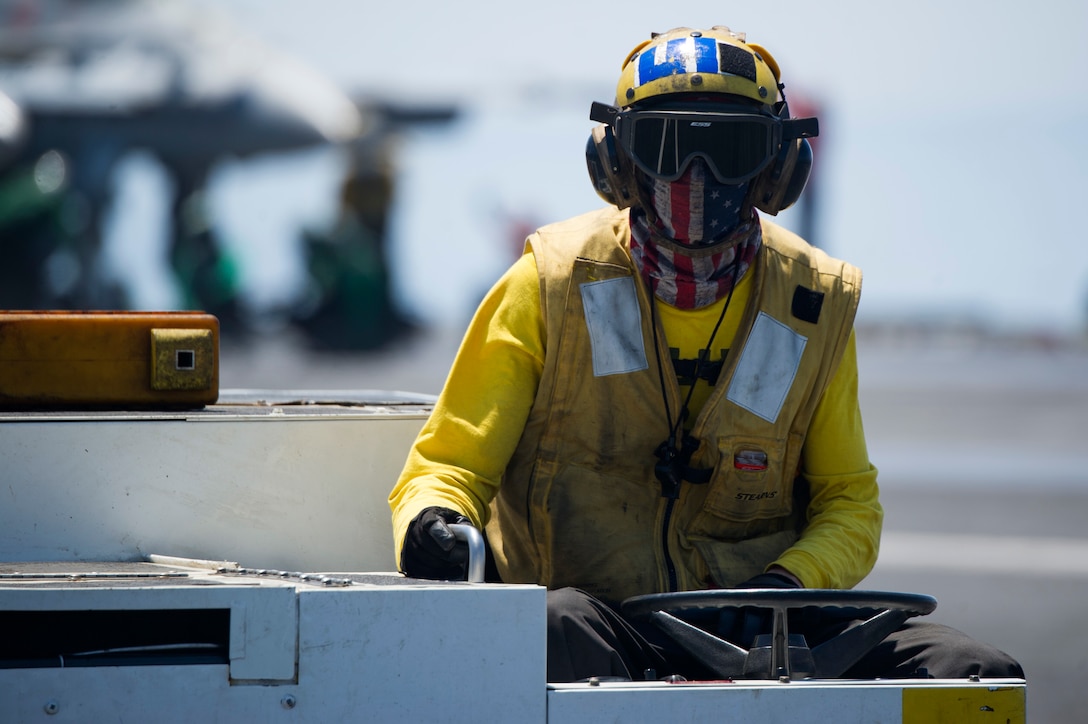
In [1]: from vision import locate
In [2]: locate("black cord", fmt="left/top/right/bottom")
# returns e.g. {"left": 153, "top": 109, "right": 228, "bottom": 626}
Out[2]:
{"left": 650, "top": 257, "right": 742, "bottom": 461}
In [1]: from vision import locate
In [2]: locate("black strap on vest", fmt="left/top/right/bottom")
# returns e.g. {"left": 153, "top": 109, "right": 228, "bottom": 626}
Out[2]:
{"left": 670, "top": 348, "right": 728, "bottom": 386}
{"left": 651, "top": 260, "right": 741, "bottom": 499}
{"left": 660, "top": 349, "right": 726, "bottom": 484}
{"left": 678, "top": 433, "right": 714, "bottom": 484}
{"left": 665, "top": 431, "right": 718, "bottom": 483}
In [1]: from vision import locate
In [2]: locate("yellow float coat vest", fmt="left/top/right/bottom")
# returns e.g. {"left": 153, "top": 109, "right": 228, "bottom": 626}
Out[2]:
{"left": 487, "top": 207, "right": 861, "bottom": 605}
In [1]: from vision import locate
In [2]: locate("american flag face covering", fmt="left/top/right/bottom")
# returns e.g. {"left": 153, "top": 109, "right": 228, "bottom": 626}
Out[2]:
{"left": 629, "top": 160, "right": 761, "bottom": 309}
{"left": 638, "top": 157, "right": 750, "bottom": 246}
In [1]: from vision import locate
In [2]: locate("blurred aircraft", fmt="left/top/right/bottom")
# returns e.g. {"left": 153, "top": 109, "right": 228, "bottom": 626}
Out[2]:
{"left": 0, "top": 0, "right": 455, "bottom": 347}
{"left": 0, "top": 87, "right": 24, "bottom": 167}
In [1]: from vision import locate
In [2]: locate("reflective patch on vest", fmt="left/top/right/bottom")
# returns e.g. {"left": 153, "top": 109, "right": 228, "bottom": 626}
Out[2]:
{"left": 580, "top": 276, "right": 649, "bottom": 377}
{"left": 726, "top": 312, "right": 807, "bottom": 422}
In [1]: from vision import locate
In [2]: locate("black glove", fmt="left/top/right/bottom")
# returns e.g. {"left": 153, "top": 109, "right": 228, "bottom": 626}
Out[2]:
{"left": 401, "top": 506, "right": 471, "bottom": 580}
{"left": 717, "top": 571, "right": 801, "bottom": 647}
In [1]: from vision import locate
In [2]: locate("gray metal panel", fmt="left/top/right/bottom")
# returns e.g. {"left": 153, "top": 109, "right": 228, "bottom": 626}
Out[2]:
{"left": 1, "top": 571, "right": 546, "bottom": 723}
{"left": 0, "top": 395, "right": 431, "bottom": 572}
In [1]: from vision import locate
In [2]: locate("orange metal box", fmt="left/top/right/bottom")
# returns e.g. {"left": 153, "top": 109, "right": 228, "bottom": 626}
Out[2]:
{"left": 0, "top": 311, "right": 219, "bottom": 408}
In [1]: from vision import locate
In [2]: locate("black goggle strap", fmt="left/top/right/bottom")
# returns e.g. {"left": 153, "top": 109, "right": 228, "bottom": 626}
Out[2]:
{"left": 771, "top": 87, "right": 820, "bottom": 140}
{"left": 782, "top": 116, "right": 819, "bottom": 140}
{"left": 590, "top": 101, "right": 620, "bottom": 125}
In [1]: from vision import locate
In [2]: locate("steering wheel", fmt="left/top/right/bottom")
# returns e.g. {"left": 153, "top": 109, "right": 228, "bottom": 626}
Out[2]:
{"left": 621, "top": 589, "right": 937, "bottom": 680}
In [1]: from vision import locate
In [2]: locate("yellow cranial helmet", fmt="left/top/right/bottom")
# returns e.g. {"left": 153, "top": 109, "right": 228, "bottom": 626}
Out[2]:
{"left": 615, "top": 26, "right": 782, "bottom": 109}
{"left": 587, "top": 26, "right": 817, "bottom": 215}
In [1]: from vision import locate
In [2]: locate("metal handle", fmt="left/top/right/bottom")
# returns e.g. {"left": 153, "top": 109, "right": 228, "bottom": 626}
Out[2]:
{"left": 448, "top": 523, "right": 486, "bottom": 584}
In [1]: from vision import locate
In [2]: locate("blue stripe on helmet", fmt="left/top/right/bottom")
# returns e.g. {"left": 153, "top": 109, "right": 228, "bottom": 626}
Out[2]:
{"left": 637, "top": 36, "right": 721, "bottom": 85}
{"left": 692, "top": 37, "right": 719, "bottom": 73}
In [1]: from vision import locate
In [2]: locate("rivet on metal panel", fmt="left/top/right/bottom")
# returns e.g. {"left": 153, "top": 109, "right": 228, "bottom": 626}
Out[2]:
{"left": 281, "top": 694, "right": 298, "bottom": 710}
{"left": 43, "top": 700, "right": 59, "bottom": 715}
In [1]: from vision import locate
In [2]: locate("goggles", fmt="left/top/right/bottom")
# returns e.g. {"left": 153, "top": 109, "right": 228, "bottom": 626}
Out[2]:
{"left": 591, "top": 101, "right": 818, "bottom": 184}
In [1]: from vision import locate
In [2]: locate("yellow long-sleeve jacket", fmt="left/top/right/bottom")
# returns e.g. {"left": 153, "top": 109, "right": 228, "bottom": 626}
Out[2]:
{"left": 390, "top": 207, "right": 881, "bottom": 603}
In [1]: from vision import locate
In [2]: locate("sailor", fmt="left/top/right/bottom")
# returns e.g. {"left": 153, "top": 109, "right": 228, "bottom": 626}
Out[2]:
{"left": 389, "top": 26, "right": 1023, "bottom": 683}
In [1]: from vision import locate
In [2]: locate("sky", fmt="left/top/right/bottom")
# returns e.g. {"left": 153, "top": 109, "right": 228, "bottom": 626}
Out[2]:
{"left": 183, "top": 0, "right": 1088, "bottom": 333}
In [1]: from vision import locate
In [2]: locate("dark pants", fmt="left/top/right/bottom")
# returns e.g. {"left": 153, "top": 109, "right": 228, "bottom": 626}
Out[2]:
{"left": 546, "top": 587, "right": 1025, "bottom": 683}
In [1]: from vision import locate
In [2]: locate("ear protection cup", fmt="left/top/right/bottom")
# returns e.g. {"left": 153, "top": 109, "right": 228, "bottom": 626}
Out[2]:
{"left": 750, "top": 135, "right": 812, "bottom": 215}
{"left": 777, "top": 137, "right": 813, "bottom": 212}
{"left": 585, "top": 124, "right": 636, "bottom": 209}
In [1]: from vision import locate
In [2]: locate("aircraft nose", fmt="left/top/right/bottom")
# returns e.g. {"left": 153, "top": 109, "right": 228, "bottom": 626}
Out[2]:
{"left": 0, "top": 90, "right": 27, "bottom": 170}
{"left": 239, "top": 54, "right": 364, "bottom": 152}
